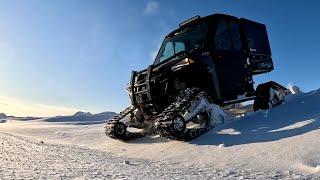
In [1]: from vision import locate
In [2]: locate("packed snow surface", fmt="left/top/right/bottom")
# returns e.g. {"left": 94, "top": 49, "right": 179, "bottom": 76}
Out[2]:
{"left": 0, "top": 89, "right": 320, "bottom": 179}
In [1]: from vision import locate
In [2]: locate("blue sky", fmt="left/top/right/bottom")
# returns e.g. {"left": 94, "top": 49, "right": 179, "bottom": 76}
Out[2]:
{"left": 0, "top": 0, "right": 319, "bottom": 116}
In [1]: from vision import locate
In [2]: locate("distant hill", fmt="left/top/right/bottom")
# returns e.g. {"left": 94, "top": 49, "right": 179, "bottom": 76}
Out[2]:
{"left": 73, "top": 111, "right": 93, "bottom": 116}
{"left": 43, "top": 111, "right": 116, "bottom": 125}
{"left": 0, "top": 113, "right": 6, "bottom": 123}
{"left": 0, "top": 113, "right": 6, "bottom": 119}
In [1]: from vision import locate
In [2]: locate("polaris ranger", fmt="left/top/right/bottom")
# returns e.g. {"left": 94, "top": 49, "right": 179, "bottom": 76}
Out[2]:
{"left": 105, "top": 14, "right": 289, "bottom": 141}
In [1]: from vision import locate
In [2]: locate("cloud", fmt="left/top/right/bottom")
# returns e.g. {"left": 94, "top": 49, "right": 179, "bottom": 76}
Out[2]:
{"left": 0, "top": 96, "right": 78, "bottom": 117}
{"left": 144, "top": 1, "right": 159, "bottom": 15}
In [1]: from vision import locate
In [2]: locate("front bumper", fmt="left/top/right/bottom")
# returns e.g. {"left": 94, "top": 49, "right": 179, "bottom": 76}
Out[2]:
{"left": 128, "top": 65, "right": 153, "bottom": 106}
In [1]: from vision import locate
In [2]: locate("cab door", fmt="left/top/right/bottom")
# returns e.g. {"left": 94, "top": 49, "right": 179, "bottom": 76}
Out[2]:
{"left": 211, "top": 17, "right": 248, "bottom": 100}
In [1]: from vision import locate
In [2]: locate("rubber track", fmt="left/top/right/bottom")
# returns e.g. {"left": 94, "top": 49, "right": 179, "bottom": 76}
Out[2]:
{"left": 155, "top": 88, "right": 214, "bottom": 141}
{"left": 105, "top": 106, "right": 146, "bottom": 141}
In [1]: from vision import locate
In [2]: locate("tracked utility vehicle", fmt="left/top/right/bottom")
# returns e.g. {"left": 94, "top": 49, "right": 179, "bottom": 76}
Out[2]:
{"left": 106, "top": 14, "right": 290, "bottom": 141}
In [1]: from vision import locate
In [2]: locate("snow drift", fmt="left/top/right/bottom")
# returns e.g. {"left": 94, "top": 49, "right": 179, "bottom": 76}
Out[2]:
{"left": 288, "top": 83, "right": 303, "bottom": 94}
{"left": 194, "top": 88, "right": 320, "bottom": 146}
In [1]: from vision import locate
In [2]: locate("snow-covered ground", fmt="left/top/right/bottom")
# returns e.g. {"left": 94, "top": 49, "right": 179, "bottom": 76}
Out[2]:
{"left": 0, "top": 89, "right": 320, "bottom": 179}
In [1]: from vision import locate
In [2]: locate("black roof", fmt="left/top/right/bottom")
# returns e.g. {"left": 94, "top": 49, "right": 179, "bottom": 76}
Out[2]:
{"left": 166, "top": 13, "right": 238, "bottom": 37}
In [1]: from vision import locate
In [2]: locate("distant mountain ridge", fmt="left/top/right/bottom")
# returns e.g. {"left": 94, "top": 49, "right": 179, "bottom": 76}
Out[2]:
{"left": 73, "top": 111, "right": 93, "bottom": 116}
{"left": 43, "top": 111, "right": 116, "bottom": 125}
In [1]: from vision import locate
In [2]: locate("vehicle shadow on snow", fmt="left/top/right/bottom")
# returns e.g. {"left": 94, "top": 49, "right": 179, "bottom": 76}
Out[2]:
{"left": 191, "top": 90, "right": 320, "bottom": 147}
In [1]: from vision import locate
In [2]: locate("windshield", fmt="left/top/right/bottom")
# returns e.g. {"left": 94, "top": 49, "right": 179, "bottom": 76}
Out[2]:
{"left": 154, "top": 22, "right": 207, "bottom": 65}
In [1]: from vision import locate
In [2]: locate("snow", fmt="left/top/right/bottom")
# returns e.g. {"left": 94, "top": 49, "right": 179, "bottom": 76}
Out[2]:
{"left": 0, "top": 88, "right": 320, "bottom": 178}
{"left": 288, "top": 83, "right": 303, "bottom": 94}
{"left": 218, "top": 143, "right": 225, "bottom": 148}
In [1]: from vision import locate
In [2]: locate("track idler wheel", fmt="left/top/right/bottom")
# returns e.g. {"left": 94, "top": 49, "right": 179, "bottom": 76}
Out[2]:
{"left": 113, "top": 122, "right": 127, "bottom": 139}
{"left": 171, "top": 115, "right": 186, "bottom": 135}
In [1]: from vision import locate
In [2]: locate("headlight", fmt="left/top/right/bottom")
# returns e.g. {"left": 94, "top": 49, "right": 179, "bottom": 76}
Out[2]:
{"left": 171, "top": 58, "right": 195, "bottom": 71}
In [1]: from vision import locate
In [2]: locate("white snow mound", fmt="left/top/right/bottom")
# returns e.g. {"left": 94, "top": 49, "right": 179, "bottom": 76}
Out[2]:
{"left": 287, "top": 83, "right": 303, "bottom": 94}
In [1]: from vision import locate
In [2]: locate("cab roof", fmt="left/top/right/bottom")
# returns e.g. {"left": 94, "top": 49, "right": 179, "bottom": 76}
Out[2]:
{"left": 166, "top": 13, "right": 238, "bottom": 38}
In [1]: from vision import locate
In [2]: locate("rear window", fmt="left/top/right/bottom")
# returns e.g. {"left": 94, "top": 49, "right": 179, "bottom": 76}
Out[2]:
{"left": 240, "top": 18, "right": 271, "bottom": 55}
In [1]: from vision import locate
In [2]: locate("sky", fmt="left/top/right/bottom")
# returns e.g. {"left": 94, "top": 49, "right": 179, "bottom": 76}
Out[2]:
{"left": 0, "top": 0, "right": 319, "bottom": 116}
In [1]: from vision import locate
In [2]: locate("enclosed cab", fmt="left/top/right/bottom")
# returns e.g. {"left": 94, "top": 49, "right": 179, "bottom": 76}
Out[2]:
{"left": 129, "top": 14, "right": 274, "bottom": 107}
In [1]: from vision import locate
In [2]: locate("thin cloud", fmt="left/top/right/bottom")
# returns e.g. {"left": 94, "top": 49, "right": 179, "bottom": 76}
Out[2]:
{"left": 144, "top": 1, "right": 159, "bottom": 15}
{"left": 0, "top": 96, "right": 78, "bottom": 117}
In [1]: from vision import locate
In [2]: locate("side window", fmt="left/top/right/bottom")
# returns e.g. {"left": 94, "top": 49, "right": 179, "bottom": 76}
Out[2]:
{"left": 229, "top": 21, "right": 243, "bottom": 51}
{"left": 214, "top": 19, "right": 232, "bottom": 50}
{"left": 159, "top": 42, "right": 174, "bottom": 62}
{"left": 175, "top": 42, "right": 185, "bottom": 54}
